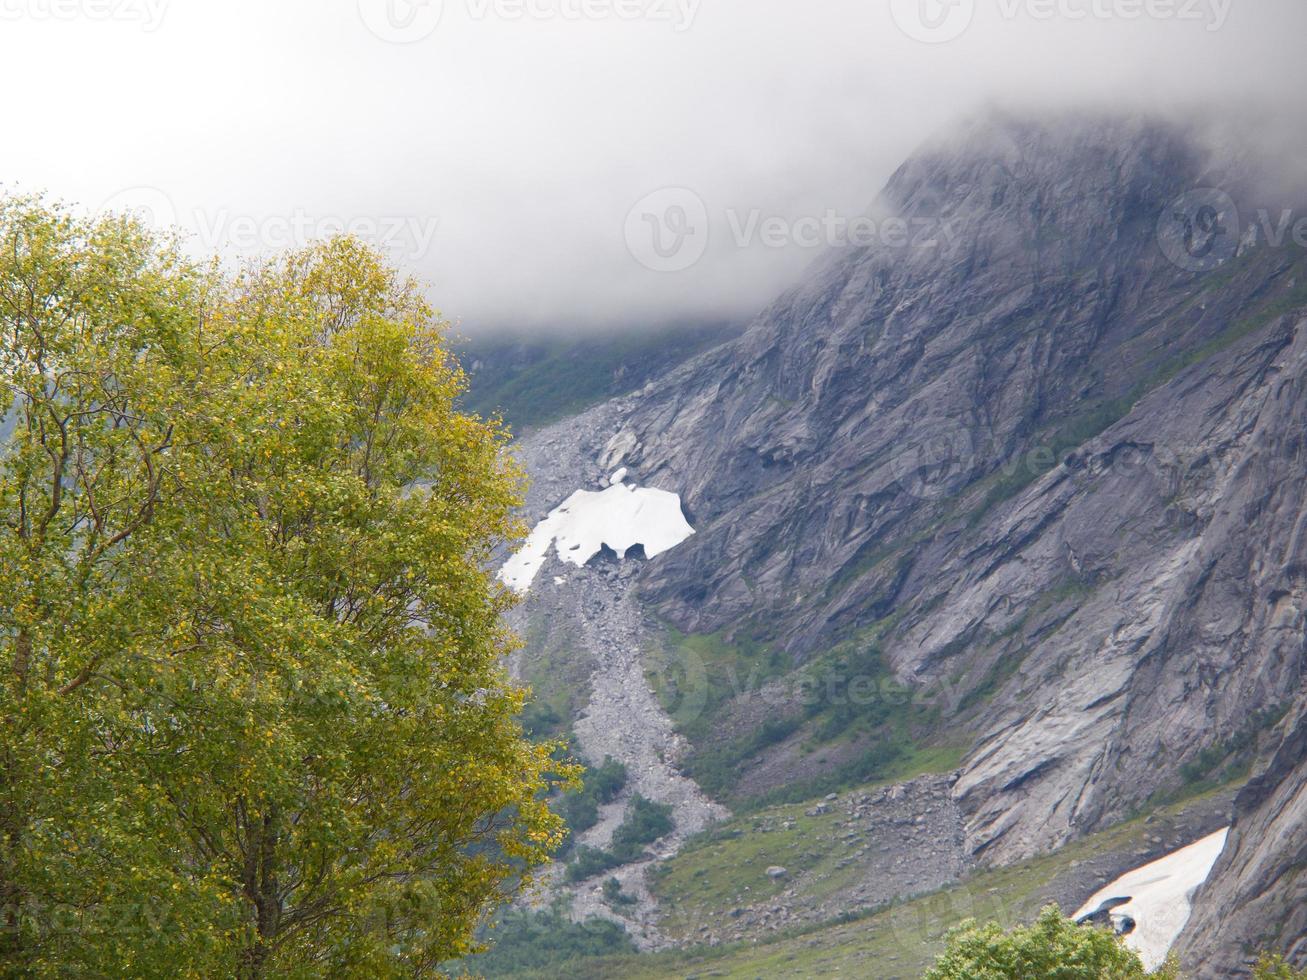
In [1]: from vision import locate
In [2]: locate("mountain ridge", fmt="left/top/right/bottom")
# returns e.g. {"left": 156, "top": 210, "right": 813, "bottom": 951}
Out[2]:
{"left": 501, "top": 111, "right": 1307, "bottom": 975}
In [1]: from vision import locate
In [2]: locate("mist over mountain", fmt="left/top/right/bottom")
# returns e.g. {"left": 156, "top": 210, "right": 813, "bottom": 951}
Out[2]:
{"left": 6, "top": 1, "right": 1307, "bottom": 332}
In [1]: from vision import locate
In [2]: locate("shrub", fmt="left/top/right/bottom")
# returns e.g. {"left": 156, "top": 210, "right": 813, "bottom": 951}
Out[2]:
{"left": 924, "top": 905, "right": 1181, "bottom": 980}
{"left": 601, "top": 877, "right": 636, "bottom": 907}
{"left": 558, "top": 755, "right": 629, "bottom": 847}
{"left": 566, "top": 846, "right": 622, "bottom": 883}
{"left": 455, "top": 905, "right": 634, "bottom": 975}
{"left": 1255, "top": 954, "right": 1307, "bottom": 979}
{"left": 565, "top": 794, "right": 675, "bottom": 882}
{"left": 609, "top": 794, "right": 675, "bottom": 860}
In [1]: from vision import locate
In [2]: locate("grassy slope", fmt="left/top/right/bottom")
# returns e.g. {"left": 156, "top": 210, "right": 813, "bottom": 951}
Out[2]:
{"left": 482, "top": 785, "right": 1234, "bottom": 979}
{"left": 642, "top": 622, "right": 965, "bottom": 810}
{"left": 648, "top": 754, "right": 966, "bottom": 941}
{"left": 454, "top": 320, "right": 742, "bottom": 432}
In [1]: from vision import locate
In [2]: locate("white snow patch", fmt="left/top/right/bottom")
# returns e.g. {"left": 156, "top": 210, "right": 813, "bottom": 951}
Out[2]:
{"left": 499, "top": 484, "right": 694, "bottom": 593}
{"left": 609, "top": 467, "right": 628, "bottom": 486}
{"left": 1073, "top": 827, "right": 1229, "bottom": 970}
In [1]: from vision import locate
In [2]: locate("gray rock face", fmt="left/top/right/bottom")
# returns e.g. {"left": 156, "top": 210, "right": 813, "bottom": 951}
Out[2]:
{"left": 507, "top": 113, "right": 1307, "bottom": 963}
{"left": 607, "top": 112, "right": 1306, "bottom": 848}
{"left": 946, "top": 311, "right": 1307, "bottom": 862}
{"left": 1176, "top": 706, "right": 1307, "bottom": 976}
{"left": 619, "top": 115, "right": 1290, "bottom": 657}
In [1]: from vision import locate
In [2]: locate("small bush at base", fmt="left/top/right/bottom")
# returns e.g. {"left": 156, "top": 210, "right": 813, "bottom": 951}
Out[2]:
{"left": 924, "top": 905, "right": 1180, "bottom": 980}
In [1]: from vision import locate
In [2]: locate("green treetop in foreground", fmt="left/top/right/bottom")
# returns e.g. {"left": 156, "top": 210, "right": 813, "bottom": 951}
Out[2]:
{"left": 0, "top": 194, "right": 574, "bottom": 977}
{"left": 924, "top": 906, "right": 1181, "bottom": 980}
{"left": 925, "top": 906, "right": 1307, "bottom": 980}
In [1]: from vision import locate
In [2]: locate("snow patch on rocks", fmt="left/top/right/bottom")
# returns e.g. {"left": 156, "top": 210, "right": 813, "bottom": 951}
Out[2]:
{"left": 500, "top": 483, "right": 694, "bottom": 592}
{"left": 1074, "top": 827, "right": 1229, "bottom": 970}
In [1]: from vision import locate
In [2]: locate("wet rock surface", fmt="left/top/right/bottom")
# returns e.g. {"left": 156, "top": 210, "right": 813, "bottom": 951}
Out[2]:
{"left": 610, "top": 118, "right": 1306, "bottom": 949}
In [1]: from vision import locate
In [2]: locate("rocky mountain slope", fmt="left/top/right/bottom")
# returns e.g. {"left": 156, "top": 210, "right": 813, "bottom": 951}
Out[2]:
{"left": 1176, "top": 702, "right": 1307, "bottom": 977}
{"left": 495, "top": 112, "right": 1307, "bottom": 974}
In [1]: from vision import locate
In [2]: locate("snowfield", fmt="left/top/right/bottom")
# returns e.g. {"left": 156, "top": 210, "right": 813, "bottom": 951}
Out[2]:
{"left": 1073, "top": 827, "right": 1229, "bottom": 970}
{"left": 499, "top": 483, "right": 695, "bottom": 592}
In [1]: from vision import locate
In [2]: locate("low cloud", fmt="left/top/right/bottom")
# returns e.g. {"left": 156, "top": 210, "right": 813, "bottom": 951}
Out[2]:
{"left": 2, "top": 0, "right": 1304, "bottom": 333}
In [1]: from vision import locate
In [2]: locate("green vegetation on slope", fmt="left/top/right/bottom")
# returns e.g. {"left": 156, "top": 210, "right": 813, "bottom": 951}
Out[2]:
{"left": 557, "top": 755, "right": 629, "bottom": 851}
{"left": 515, "top": 610, "right": 595, "bottom": 743}
{"left": 1254, "top": 955, "right": 1307, "bottom": 979}
{"left": 649, "top": 790, "right": 891, "bottom": 935}
{"left": 462, "top": 785, "right": 1236, "bottom": 979}
{"left": 740, "top": 741, "right": 968, "bottom": 813}
{"left": 566, "top": 794, "right": 675, "bottom": 882}
{"left": 646, "top": 624, "right": 962, "bottom": 808}
{"left": 645, "top": 628, "right": 789, "bottom": 741}
{"left": 451, "top": 904, "right": 635, "bottom": 977}
{"left": 455, "top": 320, "right": 741, "bottom": 430}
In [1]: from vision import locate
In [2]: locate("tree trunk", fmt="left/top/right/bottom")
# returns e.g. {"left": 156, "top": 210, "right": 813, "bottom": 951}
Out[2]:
{"left": 238, "top": 807, "right": 281, "bottom": 979}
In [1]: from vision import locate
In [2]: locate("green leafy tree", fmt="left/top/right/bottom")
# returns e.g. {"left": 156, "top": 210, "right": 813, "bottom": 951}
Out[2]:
{"left": 1, "top": 195, "right": 573, "bottom": 977}
{"left": 0, "top": 196, "right": 218, "bottom": 973}
{"left": 924, "top": 905, "right": 1182, "bottom": 980}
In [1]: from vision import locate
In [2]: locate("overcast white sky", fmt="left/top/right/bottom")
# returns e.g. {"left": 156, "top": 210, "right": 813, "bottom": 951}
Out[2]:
{"left": 2, "top": 0, "right": 1304, "bottom": 331}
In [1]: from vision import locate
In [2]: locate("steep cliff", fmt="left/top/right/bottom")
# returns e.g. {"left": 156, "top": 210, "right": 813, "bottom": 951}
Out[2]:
{"left": 605, "top": 114, "right": 1303, "bottom": 839}
{"left": 506, "top": 112, "right": 1307, "bottom": 967}
{"left": 1177, "top": 705, "right": 1307, "bottom": 976}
